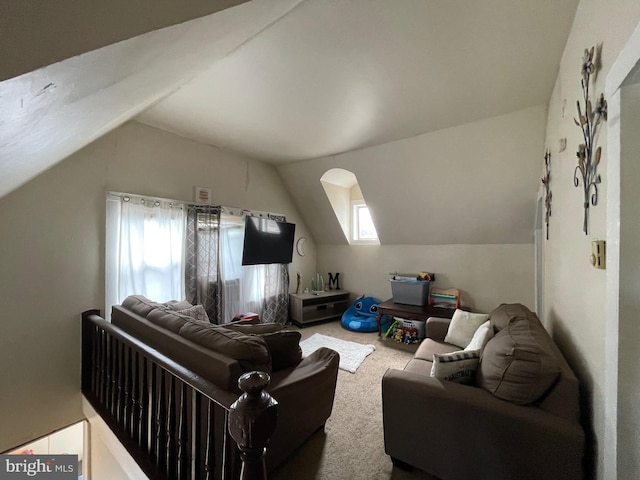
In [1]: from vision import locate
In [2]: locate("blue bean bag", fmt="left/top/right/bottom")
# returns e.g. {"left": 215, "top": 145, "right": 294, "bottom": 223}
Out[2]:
{"left": 341, "top": 296, "right": 389, "bottom": 332}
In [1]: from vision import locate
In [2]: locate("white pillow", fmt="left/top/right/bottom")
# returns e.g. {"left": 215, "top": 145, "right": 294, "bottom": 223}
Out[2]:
{"left": 444, "top": 309, "right": 490, "bottom": 348}
{"left": 464, "top": 320, "right": 494, "bottom": 352}
{"left": 430, "top": 349, "right": 480, "bottom": 384}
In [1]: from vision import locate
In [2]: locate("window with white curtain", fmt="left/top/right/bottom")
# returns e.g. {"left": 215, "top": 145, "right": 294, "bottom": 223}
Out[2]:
{"left": 105, "top": 193, "right": 185, "bottom": 319}
{"left": 219, "top": 213, "right": 266, "bottom": 323}
{"left": 106, "top": 194, "right": 290, "bottom": 324}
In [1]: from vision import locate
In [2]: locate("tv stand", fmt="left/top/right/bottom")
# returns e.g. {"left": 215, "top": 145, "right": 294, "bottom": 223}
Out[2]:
{"left": 289, "top": 291, "right": 350, "bottom": 327}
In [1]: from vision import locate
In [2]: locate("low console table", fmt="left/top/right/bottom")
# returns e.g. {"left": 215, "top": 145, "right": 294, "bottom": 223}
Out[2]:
{"left": 376, "top": 298, "right": 456, "bottom": 336}
{"left": 289, "top": 291, "right": 351, "bottom": 327}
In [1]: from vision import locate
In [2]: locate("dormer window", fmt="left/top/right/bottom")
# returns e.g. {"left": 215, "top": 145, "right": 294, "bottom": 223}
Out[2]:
{"left": 320, "top": 168, "right": 379, "bottom": 245}
{"left": 352, "top": 201, "right": 378, "bottom": 243}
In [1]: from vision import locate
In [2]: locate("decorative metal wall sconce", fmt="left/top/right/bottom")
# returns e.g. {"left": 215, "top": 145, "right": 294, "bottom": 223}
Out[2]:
{"left": 541, "top": 149, "right": 552, "bottom": 240}
{"left": 574, "top": 46, "right": 607, "bottom": 235}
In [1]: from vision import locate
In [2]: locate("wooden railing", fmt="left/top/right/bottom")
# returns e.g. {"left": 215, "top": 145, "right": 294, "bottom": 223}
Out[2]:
{"left": 81, "top": 310, "right": 276, "bottom": 480}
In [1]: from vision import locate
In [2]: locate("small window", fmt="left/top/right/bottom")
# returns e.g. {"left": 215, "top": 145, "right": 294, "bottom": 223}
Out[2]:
{"left": 352, "top": 201, "right": 379, "bottom": 244}
{"left": 320, "top": 168, "right": 379, "bottom": 245}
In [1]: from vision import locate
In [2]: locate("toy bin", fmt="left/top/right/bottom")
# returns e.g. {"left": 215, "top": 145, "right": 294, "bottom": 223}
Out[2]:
{"left": 389, "top": 279, "right": 430, "bottom": 306}
{"left": 395, "top": 317, "right": 426, "bottom": 339}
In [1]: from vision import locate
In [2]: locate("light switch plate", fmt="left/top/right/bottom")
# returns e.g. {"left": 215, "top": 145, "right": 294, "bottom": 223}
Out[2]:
{"left": 590, "top": 240, "right": 606, "bottom": 269}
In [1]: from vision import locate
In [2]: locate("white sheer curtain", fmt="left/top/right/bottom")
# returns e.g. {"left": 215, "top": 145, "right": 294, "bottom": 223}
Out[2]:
{"left": 219, "top": 213, "right": 265, "bottom": 323}
{"left": 106, "top": 193, "right": 185, "bottom": 319}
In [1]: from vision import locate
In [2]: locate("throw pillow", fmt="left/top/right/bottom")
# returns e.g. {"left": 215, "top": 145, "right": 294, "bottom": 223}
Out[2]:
{"left": 430, "top": 349, "right": 481, "bottom": 384}
{"left": 476, "top": 318, "right": 561, "bottom": 405}
{"left": 444, "top": 310, "right": 490, "bottom": 348}
{"left": 489, "top": 303, "right": 532, "bottom": 333}
{"left": 260, "top": 331, "right": 303, "bottom": 370}
{"left": 163, "top": 300, "right": 194, "bottom": 311}
{"left": 147, "top": 308, "right": 190, "bottom": 333}
{"left": 464, "top": 320, "right": 494, "bottom": 352}
{"left": 175, "top": 304, "right": 210, "bottom": 323}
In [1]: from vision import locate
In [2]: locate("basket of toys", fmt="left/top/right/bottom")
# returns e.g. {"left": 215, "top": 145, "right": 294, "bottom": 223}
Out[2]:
{"left": 384, "top": 317, "right": 425, "bottom": 344}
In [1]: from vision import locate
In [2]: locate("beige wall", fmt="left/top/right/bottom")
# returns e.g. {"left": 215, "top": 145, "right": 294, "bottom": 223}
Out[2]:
{"left": 309, "top": 106, "right": 543, "bottom": 319}
{"left": 279, "top": 105, "right": 547, "bottom": 246}
{"left": 318, "top": 244, "right": 534, "bottom": 314}
{"left": 617, "top": 79, "right": 640, "bottom": 478}
{"left": 84, "top": 399, "right": 147, "bottom": 480}
{"left": 0, "top": 121, "right": 314, "bottom": 453}
{"left": 542, "top": 1, "right": 640, "bottom": 479}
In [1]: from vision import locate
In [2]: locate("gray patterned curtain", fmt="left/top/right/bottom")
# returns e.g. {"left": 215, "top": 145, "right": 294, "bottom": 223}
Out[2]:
{"left": 261, "top": 213, "right": 290, "bottom": 324}
{"left": 185, "top": 205, "right": 222, "bottom": 323}
{"left": 261, "top": 263, "right": 289, "bottom": 324}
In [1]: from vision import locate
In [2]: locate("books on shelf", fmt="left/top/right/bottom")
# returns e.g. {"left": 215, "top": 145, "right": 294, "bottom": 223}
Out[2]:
{"left": 429, "top": 288, "right": 460, "bottom": 309}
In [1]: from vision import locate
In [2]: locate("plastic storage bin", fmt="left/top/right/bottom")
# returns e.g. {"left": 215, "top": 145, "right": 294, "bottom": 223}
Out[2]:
{"left": 389, "top": 279, "right": 430, "bottom": 306}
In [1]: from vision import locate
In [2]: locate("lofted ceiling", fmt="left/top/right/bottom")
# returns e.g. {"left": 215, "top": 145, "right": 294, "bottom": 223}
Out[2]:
{"left": 1, "top": 0, "right": 580, "bottom": 245}
{"left": 137, "top": 0, "right": 579, "bottom": 163}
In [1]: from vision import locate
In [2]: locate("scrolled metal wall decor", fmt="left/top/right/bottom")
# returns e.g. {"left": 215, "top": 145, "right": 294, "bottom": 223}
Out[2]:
{"left": 541, "top": 149, "right": 551, "bottom": 240}
{"left": 574, "top": 46, "right": 607, "bottom": 235}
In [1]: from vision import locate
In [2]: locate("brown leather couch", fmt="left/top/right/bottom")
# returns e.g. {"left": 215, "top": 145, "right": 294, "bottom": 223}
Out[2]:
{"left": 111, "top": 295, "right": 340, "bottom": 471}
{"left": 382, "top": 303, "right": 584, "bottom": 480}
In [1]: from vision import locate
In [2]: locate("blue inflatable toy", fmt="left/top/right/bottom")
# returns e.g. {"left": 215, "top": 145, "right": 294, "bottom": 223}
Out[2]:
{"left": 341, "top": 295, "right": 389, "bottom": 332}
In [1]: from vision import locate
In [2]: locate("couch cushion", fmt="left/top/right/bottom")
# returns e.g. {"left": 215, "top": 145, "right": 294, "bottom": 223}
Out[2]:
{"left": 444, "top": 309, "right": 490, "bottom": 348}
{"left": 224, "top": 323, "right": 284, "bottom": 334}
{"left": 261, "top": 331, "right": 303, "bottom": 370}
{"left": 224, "top": 324, "right": 300, "bottom": 370}
{"left": 122, "top": 295, "right": 163, "bottom": 318}
{"left": 147, "top": 308, "right": 191, "bottom": 333}
{"left": 178, "top": 320, "right": 272, "bottom": 373}
{"left": 476, "top": 317, "right": 561, "bottom": 404}
{"left": 430, "top": 349, "right": 480, "bottom": 384}
{"left": 414, "top": 338, "right": 460, "bottom": 362}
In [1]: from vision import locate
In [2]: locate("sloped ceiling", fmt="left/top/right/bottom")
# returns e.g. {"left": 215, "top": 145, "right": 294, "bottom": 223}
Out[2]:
{"left": 136, "top": 0, "right": 578, "bottom": 245}
{"left": 138, "top": 0, "right": 579, "bottom": 163}
{"left": 1, "top": 0, "right": 580, "bottom": 245}
{"left": 0, "top": 0, "right": 304, "bottom": 199}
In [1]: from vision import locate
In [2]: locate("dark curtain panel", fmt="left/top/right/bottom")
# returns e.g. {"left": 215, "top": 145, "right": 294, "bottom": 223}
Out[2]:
{"left": 185, "top": 205, "right": 222, "bottom": 323}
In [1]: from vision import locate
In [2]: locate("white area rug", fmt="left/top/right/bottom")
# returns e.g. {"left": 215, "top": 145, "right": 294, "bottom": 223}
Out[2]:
{"left": 300, "top": 333, "right": 375, "bottom": 373}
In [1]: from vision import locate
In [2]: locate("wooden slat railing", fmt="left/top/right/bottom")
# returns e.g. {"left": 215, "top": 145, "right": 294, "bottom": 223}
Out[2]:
{"left": 81, "top": 310, "right": 276, "bottom": 480}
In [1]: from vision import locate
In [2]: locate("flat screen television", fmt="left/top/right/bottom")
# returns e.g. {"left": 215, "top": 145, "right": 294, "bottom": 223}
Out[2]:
{"left": 241, "top": 216, "right": 296, "bottom": 265}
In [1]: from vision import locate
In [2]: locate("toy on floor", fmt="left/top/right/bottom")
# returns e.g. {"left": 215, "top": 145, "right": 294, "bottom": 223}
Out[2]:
{"left": 342, "top": 295, "right": 388, "bottom": 332}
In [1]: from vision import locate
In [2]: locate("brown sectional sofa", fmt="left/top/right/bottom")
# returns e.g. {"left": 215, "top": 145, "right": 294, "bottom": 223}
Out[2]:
{"left": 382, "top": 303, "right": 584, "bottom": 480}
{"left": 111, "top": 295, "right": 340, "bottom": 471}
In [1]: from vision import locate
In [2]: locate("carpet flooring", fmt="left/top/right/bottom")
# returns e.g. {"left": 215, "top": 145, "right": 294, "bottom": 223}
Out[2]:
{"left": 270, "top": 321, "right": 439, "bottom": 480}
{"left": 300, "top": 333, "right": 375, "bottom": 373}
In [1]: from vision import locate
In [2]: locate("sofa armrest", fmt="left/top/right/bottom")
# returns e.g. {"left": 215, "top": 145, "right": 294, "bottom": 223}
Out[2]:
{"left": 268, "top": 347, "right": 339, "bottom": 399}
{"left": 382, "top": 368, "right": 584, "bottom": 480}
{"left": 263, "top": 347, "right": 340, "bottom": 470}
{"left": 425, "top": 316, "right": 451, "bottom": 342}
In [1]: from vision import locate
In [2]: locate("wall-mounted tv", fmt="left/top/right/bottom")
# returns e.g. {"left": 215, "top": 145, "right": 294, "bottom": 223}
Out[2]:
{"left": 241, "top": 216, "right": 296, "bottom": 265}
